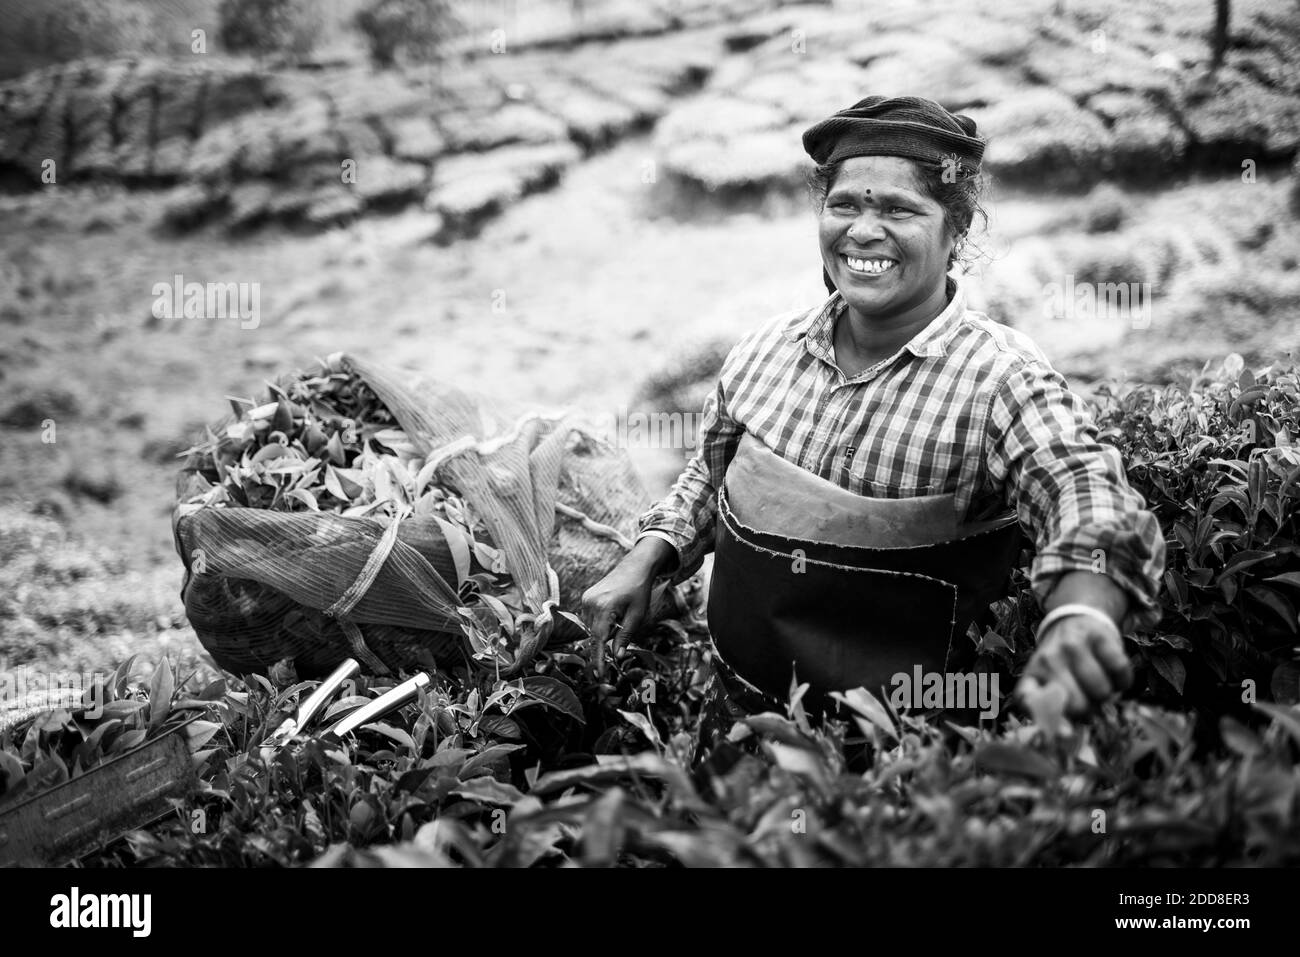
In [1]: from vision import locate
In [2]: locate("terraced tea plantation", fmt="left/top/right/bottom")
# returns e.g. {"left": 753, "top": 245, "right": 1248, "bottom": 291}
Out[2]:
{"left": 2, "top": 0, "right": 1300, "bottom": 868}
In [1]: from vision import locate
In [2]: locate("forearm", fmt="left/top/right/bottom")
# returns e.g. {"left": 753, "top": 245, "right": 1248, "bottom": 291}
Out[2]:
{"left": 636, "top": 450, "right": 718, "bottom": 576}
{"left": 625, "top": 533, "right": 679, "bottom": 579}
{"left": 988, "top": 363, "right": 1166, "bottom": 630}
{"left": 1044, "top": 570, "right": 1129, "bottom": 627}
{"left": 1026, "top": 505, "right": 1165, "bottom": 631}
{"left": 635, "top": 379, "right": 741, "bottom": 581}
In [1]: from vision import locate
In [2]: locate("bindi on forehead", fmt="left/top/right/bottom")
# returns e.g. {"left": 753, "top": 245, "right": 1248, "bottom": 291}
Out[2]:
{"left": 827, "top": 183, "right": 921, "bottom": 204}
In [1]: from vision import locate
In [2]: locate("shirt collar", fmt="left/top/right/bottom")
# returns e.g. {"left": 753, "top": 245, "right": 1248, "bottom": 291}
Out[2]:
{"left": 783, "top": 275, "right": 968, "bottom": 360}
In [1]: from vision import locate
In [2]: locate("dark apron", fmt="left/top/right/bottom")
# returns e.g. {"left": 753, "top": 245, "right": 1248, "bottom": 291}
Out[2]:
{"left": 706, "top": 432, "right": 1024, "bottom": 717}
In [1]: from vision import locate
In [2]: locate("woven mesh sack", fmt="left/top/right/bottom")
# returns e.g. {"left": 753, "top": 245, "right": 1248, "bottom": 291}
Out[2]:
{"left": 174, "top": 354, "right": 681, "bottom": 679}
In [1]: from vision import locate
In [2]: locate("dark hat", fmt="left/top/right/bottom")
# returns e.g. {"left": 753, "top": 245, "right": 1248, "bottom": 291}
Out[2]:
{"left": 802, "top": 95, "right": 985, "bottom": 173}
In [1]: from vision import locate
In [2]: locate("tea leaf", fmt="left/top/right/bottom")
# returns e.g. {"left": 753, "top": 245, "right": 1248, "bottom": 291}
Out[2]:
{"left": 617, "top": 709, "right": 663, "bottom": 752}
{"left": 1271, "top": 662, "right": 1300, "bottom": 705}
{"left": 112, "top": 654, "right": 141, "bottom": 698}
{"left": 322, "top": 695, "right": 372, "bottom": 722}
{"left": 75, "top": 719, "right": 123, "bottom": 767}
{"left": 476, "top": 714, "right": 522, "bottom": 740}
{"left": 581, "top": 787, "right": 625, "bottom": 867}
{"left": 741, "top": 712, "right": 815, "bottom": 749}
{"left": 477, "top": 592, "right": 515, "bottom": 636}
{"left": 101, "top": 699, "right": 147, "bottom": 720}
{"left": 522, "top": 676, "right": 584, "bottom": 723}
{"left": 1246, "top": 586, "right": 1297, "bottom": 633}
{"left": 360, "top": 722, "right": 416, "bottom": 752}
{"left": 285, "top": 488, "right": 320, "bottom": 511}
{"left": 113, "top": 729, "right": 148, "bottom": 754}
{"left": 1221, "top": 549, "right": 1275, "bottom": 575}
{"left": 461, "top": 743, "right": 524, "bottom": 779}
{"left": 766, "top": 742, "right": 829, "bottom": 792}
{"left": 1219, "top": 716, "right": 1264, "bottom": 757}
{"left": 830, "top": 687, "right": 896, "bottom": 740}
{"left": 325, "top": 431, "right": 347, "bottom": 466}
{"left": 532, "top": 753, "right": 697, "bottom": 801}
{"left": 433, "top": 516, "right": 472, "bottom": 586}
{"left": 974, "top": 742, "right": 1058, "bottom": 780}
{"left": 1252, "top": 702, "right": 1300, "bottom": 750}
{"left": 451, "top": 776, "right": 525, "bottom": 806}
{"left": 1150, "top": 653, "right": 1187, "bottom": 694}
{"left": 323, "top": 466, "right": 353, "bottom": 502}
{"left": 182, "top": 720, "right": 223, "bottom": 752}
{"left": 37, "top": 708, "right": 72, "bottom": 733}
{"left": 27, "top": 754, "right": 69, "bottom": 791}
{"left": 0, "top": 750, "right": 26, "bottom": 792}
{"left": 149, "top": 658, "right": 174, "bottom": 733}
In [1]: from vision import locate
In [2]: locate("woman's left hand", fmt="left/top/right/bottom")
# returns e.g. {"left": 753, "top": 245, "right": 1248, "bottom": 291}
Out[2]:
{"left": 1019, "top": 613, "right": 1133, "bottom": 718}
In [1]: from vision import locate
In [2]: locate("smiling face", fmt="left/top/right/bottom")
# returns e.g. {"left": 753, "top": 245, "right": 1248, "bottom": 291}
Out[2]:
{"left": 817, "top": 155, "right": 956, "bottom": 323}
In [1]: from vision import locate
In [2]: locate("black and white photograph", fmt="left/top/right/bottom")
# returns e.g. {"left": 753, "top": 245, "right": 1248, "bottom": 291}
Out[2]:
{"left": 0, "top": 0, "right": 1297, "bottom": 916}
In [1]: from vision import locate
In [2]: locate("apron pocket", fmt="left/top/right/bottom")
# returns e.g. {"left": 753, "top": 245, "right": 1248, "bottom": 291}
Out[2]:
{"left": 708, "top": 498, "right": 959, "bottom": 711}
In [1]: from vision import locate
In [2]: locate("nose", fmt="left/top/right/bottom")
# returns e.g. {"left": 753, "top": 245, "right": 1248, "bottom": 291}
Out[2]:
{"left": 847, "top": 210, "right": 887, "bottom": 245}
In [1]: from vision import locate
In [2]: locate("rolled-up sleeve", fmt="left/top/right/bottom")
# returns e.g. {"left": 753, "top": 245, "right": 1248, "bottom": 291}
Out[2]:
{"left": 984, "top": 360, "right": 1166, "bottom": 631}
{"left": 636, "top": 374, "right": 745, "bottom": 585}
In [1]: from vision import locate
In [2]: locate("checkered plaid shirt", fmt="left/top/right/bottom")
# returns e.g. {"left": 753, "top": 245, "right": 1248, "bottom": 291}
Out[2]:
{"left": 636, "top": 279, "right": 1166, "bottom": 629}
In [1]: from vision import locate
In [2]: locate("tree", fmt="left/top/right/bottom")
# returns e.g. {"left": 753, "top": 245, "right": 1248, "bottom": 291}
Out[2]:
{"left": 1210, "top": 0, "right": 1230, "bottom": 71}
{"left": 218, "top": 0, "right": 320, "bottom": 60}
{"left": 353, "top": 0, "right": 457, "bottom": 70}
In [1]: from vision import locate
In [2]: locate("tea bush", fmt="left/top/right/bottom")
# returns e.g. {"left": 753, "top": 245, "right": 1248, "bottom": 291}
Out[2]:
{"left": 0, "top": 0, "right": 157, "bottom": 76}
{"left": 218, "top": 0, "right": 321, "bottom": 60}
{"left": 34, "top": 634, "right": 1300, "bottom": 868}
{"left": 6, "top": 357, "right": 1300, "bottom": 867}
{"left": 353, "top": 0, "right": 457, "bottom": 69}
{"left": 1093, "top": 357, "right": 1300, "bottom": 716}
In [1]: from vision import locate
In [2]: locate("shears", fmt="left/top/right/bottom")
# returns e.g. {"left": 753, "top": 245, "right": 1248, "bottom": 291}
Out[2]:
{"left": 259, "top": 658, "right": 432, "bottom": 757}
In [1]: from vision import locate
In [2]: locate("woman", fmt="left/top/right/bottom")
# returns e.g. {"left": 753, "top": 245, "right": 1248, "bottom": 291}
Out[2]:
{"left": 581, "top": 95, "right": 1165, "bottom": 744}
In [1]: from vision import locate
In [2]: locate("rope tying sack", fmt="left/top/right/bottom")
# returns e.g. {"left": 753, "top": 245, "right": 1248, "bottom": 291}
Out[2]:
{"left": 324, "top": 508, "right": 412, "bottom": 675}
{"left": 325, "top": 508, "right": 408, "bottom": 620}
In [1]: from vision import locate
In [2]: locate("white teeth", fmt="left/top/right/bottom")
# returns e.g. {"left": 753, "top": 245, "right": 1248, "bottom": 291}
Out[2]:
{"left": 845, "top": 257, "right": 896, "bottom": 274}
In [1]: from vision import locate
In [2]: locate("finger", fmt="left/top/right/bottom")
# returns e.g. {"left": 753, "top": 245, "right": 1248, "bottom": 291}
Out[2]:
{"left": 1014, "top": 672, "right": 1046, "bottom": 706}
{"left": 581, "top": 605, "right": 616, "bottom": 678}
{"left": 1054, "top": 670, "right": 1090, "bottom": 717}
{"left": 578, "top": 591, "right": 606, "bottom": 635}
{"left": 1015, "top": 673, "right": 1074, "bottom": 733}
{"left": 613, "top": 607, "right": 647, "bottom": 657}
{"left": 577, "top": 601, "right": 597, "bottom": 639}
{"left": 1088, "top": 628, "right": 1134, "bottom": 691}
{"left": 588, "top": 602, "right": 619, "bottom": 644}
{"left": 1020, "top": 656, "right": 1069, "bottom": 719}
{"left": 1038, "top": 646, "right": 1090, "bottom": 716}
{"left": 1061, "top": 639, "right": 1115, "bottom": 702}
{"left": 1023, "top": 651, "right": 1055, "bottom": 685}
{"left": 609, "top": 623, "right": 629, "bottom": 659}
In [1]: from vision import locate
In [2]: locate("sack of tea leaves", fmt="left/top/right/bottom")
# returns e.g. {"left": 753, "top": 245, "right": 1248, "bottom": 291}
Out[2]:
{"left": 173, "top": 353, "right": 683, "bottom": 679}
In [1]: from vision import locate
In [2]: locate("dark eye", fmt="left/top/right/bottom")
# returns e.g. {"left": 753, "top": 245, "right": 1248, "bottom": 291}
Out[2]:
{"left": 888, "top": 205, "right": 914, "bottom": 215}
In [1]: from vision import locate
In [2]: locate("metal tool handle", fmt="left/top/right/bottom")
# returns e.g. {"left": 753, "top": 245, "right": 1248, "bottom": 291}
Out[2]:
{"left": 328, "top": 672, "right": 431, "bottom": 737}
{"left": 296, "top": 658, "right": 362, "bottom": 729}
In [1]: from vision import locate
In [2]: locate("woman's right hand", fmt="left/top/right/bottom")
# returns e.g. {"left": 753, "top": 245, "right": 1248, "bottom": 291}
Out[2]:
{"left": 579, "top": 536, "right": 677, "bottom": 672}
